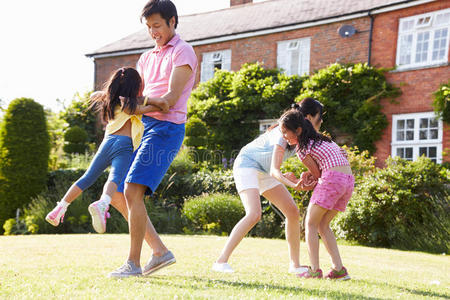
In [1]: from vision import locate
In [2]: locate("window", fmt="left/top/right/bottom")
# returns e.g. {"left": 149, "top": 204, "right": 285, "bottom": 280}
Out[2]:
{"left": 258, "top": 119, "right": 277, "bottom": 134}
{"left": 396, "top": 9, "right": 450, "bottom": 69}
{"left": 277, "top": 37, "right": 310, "bottom": 76}
{"left": 200, "top": 50, "right": 231, "bottom": 82}
{"left": 391, "top": 112, "right": 443, "bottom": 163}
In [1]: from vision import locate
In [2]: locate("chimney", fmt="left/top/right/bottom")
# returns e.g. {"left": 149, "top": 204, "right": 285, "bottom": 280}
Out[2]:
{"left": 230, "top": 0, "right": 253, "bottom": 7}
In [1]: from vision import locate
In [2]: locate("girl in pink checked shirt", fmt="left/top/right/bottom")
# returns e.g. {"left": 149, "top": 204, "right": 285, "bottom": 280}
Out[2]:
{"left": 279, "top": 103, "right": 353, "bottom": 281}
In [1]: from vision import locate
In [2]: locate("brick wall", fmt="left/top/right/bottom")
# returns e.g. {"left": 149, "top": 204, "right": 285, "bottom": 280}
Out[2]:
{"left": 371, "top": 1, "right": 450, "bottom": 165}
{"left": 94, "top": 54, "right": 141, "bottom": 90}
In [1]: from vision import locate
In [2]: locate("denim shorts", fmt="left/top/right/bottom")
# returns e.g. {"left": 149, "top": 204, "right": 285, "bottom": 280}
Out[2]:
{"left": 118, "top": 116, "right": 185, "bottom": 195}
{"left": 310, "top": 170, "right": 355, "bottom": 212}
{"left": 75, "top": 135, "right": 133, "bottom": 191}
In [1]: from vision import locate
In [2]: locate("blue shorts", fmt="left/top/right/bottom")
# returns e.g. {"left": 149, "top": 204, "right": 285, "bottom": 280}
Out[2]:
{"left": 118, "top": 116, "right": 185, "bottom": 195}
{"left": 75, "top": 135, "right": 133, "bottom": 191}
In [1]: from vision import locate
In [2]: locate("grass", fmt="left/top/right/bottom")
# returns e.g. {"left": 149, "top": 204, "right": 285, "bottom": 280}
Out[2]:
{"left": 1, "top": 234, "right": 448, "bottom": 299}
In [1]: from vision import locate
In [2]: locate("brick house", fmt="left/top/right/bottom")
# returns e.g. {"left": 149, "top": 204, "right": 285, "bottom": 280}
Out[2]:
{"left": 86, "top": 0, "right": 450, "bottom": 165}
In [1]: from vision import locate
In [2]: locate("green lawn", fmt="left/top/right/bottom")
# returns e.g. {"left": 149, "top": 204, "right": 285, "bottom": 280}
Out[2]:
{"left": 1, "top": 234, "right": 448, "bottom": 299}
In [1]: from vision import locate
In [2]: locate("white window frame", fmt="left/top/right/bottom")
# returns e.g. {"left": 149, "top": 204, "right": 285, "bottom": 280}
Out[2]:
{"left": 391, "top": 112, "right": 443, "bottom": 163}
{"left": 396, "top": 8, "right": 450, "bottom": 70}
{"left": 258, "top": 119, "right": 277, "bottom": 134}
{"left": 277, "top": 37, "right": 311, "bottom": 76}
{"left": 200, "top": 49, "right": 231, "bottom": 82}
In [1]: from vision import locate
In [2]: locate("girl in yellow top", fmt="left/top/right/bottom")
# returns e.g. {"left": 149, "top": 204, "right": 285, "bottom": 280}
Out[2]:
{"left": 46, "top": 67, "right": 167, "bottom": 233}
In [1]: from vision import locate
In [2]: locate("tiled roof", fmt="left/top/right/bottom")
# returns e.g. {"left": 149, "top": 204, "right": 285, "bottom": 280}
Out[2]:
{"left": 86, "top": 0, "right": 426, "bottom": 56}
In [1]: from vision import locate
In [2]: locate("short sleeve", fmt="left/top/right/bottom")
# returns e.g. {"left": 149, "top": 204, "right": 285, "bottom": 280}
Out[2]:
{"left": 296, "top": 141, "right": 312, "bottom": 161}
{"left": 269, "top": 127, "right": 288, "bottom": 149}
{"left": 173, "top": 43, "right": 197, "bottom": 72}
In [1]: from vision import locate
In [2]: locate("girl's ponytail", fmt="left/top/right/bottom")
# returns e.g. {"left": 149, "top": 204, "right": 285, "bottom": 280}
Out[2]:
{"left": 92, "top": 68, "right": 141, "bottom": 122}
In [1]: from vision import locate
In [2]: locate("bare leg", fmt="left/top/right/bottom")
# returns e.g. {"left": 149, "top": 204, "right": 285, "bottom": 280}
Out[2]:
{"left": 262, "top": 184, "right": 301, "bottom": 268}
{"left": 102, "top": 181, "right": 117, "bottom": 198}
{"left": 60, "top": 184, "right": 83, "bottom": 203}
{"left": 123, "top": 183, "right": 148, "bottom": 267}
{"left": 318, "top": 209, "right": 343, "bottom": 271}
{"left": 110, "top": 191, "right": 168, "bottom": 256}
{"left": 216, "top": 188, "right": 261, "bottom": 263}
{"left": 305, "top": 203, "right": 328, "bottom": 271}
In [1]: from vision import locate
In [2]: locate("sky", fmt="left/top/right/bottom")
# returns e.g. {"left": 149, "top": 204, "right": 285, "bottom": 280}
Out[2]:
{"left": 0, "top": 0, "right": 237, "bottom": 112}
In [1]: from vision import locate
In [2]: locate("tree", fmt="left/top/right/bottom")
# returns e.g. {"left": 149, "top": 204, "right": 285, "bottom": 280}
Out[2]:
{"left": 0, "top": 98, "right": 50, "bottom": 230}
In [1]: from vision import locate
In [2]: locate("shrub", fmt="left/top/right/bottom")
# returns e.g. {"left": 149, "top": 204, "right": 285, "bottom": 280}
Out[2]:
{"left": 432, "top": 80, "right": 450, "bottom": 123}
{"left": 182, "top": 193, "right": 244, "bottom": 235}
{"left": 0, "top": 98, "right": 50, "bottom": 231}
{"left": 63, "top": 126, "right": 88, "bottom": 155}
{"left": 333, "top": 157, "right": 450, "bottom": 253}
{"left": 184, "top": 117, "right": 207, "bottom": 148}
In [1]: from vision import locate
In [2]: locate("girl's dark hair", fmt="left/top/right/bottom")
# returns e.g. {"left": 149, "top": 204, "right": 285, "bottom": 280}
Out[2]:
{"left": 291, "top": 97, "right": 324, "bottom": 121}
{"left": 141, "top": 0, "right": 178, "bottom": 28}
{"left": 90, "top": 67, "right": 141, "bottom": 122}
{"left": 279, "top": 108, "right": 331, "bottom": 153}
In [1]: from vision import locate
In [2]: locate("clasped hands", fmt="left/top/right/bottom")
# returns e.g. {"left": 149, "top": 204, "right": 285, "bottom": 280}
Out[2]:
{"left": 283, "top": 171, "right": 317, "bottom": 191}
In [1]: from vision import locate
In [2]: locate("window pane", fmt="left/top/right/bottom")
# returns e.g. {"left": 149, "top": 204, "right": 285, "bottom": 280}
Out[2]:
{"left": 429, "top": 147, "right": 437, "bottom": 157}
{"left": 405, "top": 148, "right": 413, "bottom": 159}
{"left": 397, "top": 131, "right": 405, "bottom": 141}
{"left": 432, "top": 28, "right": 448, "bottom": 61}
{"left": 435, "top": 12, "right": 450, "bottom": 25}
{"left": 419, "top": 130, "right": 427, "bottom": 140}
{"left": 430, "top": 129, "right": 438, "bottom": 139}
{"left": 429, "top": 118, "right": 438, "bottom": 128}
{"left": 419, "top": 147, "right": 427, "bottom": 157}
{"left": 397, "top": 148, "right": 404, "bottom": 157}
{"left": 397, "top": 119, "right": 405, "bottom": 129}
{"left": 406, "top": 130, "right": 414, "bottom": 140}
{"left": 399, "top": 34, "right": 413, "bottom": 65}
{"left": 420, "top": 118, "right": 429, "bottom": 128}
{"left": 416, "top": 32, "right": 430, "bottom": 63}
{"left": 407, "top": 119, "right": 414, "bottom": 129}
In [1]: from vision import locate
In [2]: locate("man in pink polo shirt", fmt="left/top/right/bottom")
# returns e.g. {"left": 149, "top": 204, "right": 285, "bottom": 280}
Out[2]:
{"left": 109, "top": 0, "right": 197, "bottom": 278}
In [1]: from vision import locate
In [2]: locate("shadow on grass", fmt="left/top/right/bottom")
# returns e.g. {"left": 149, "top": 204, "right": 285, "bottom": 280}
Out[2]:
{"left": 357, "top": 279, "right": 448, "bottom": 299}
{"left": 134, "top": 275, "right": 381, "bottom": 299}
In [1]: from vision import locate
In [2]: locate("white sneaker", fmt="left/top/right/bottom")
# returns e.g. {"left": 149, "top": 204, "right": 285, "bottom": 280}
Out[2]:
{"left": 212, "top": 262, "right": 234, "bottom": 273}
{"left": 288, "top": 264, "right": 309, "bottom": 274}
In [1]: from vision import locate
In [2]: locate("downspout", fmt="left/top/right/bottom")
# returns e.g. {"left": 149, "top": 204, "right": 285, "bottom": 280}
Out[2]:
{"left": 368, "top": 11, "right": 374, "bottom": 66}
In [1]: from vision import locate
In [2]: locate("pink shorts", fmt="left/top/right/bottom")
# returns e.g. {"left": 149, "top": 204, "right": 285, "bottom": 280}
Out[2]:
{"left": 311, "top": 170, "right": 354, "bottom": 212}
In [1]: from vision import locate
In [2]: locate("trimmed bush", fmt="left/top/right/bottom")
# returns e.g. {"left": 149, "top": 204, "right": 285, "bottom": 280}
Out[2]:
{"left": 182, "top": 193, "right": 244, "bottom": 235}
{"left": 333, "top": 157, "right": 450, "bottom": 253}
{"left": 0, "top": 98, "right": 50, "bottom": 230}
{"left": 63, "top": 126, "right": 88, "bottom": 155}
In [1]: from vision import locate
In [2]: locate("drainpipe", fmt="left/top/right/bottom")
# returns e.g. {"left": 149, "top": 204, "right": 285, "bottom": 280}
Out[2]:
{"left": 368, "top": 11, "right": 374, "bottom": 66}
